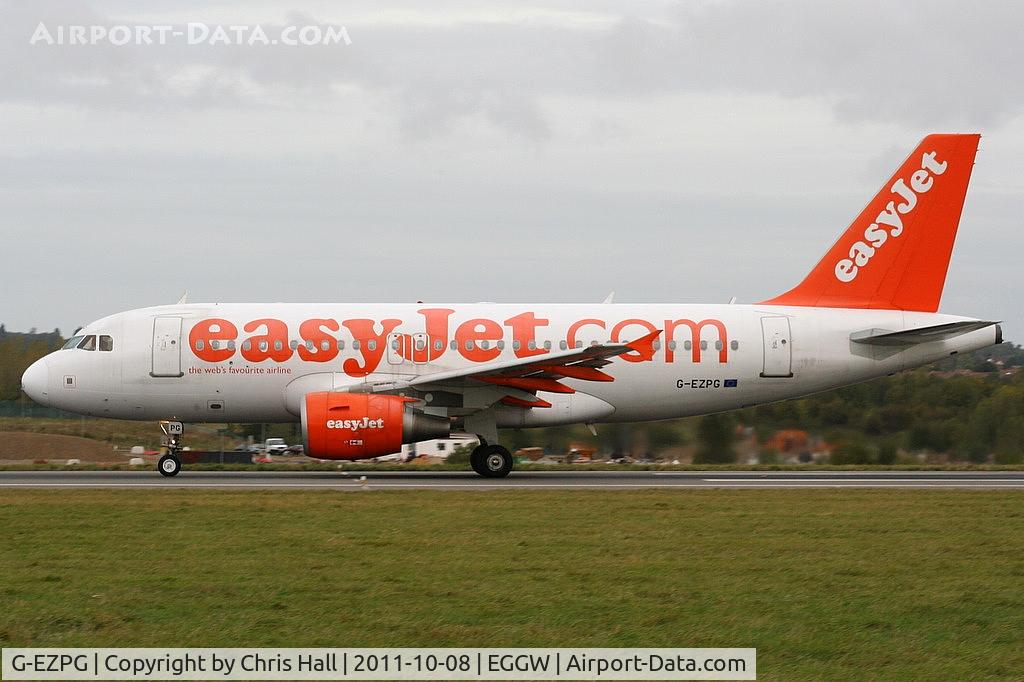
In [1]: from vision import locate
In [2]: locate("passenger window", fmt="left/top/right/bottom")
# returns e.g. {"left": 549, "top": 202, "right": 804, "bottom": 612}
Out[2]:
{"left": 730, "top": 340, "right": 739, "bottom": 350}
{"left": 449, "top": 340, "right": 457, "bottom": 350}
{"left": 259, "top": 341, "right": 268, "bottom": 352}
{"left": 353, "top": 340, "right": 361, "bottom": 350}
{"left": 242, "top": 340, "right": 252, "bottom": 351}
{"left": 99, "top": 335, "right": 113, "bottom": 351}
{"left": 684, "top": 341, "right": 692, "bottom": 351}
{"left": 274, "top": 340, "right": 283, "bottom": 351}
{"left": 497, "top": 340, "right": 505, "bottom": 350}
{"left": 513, "top": 340, "right": 521, "bottom": 351}
{"left": 668, "top": 341, "right": 677, "bottom": 350}
{"left": 715, "top": 340, "right": 723, "bottom": 351}
{"left": 434, "top": 340, "right": 443, "bottom": 351}
{"left": 289, "top": 340, "right": 299, "bottom": 350}
{"left": 367, "top": 340, "right": 376, "bottom": 351}
{"left": 337, "top": 339, "right": 345, "bottom": 350}
{"left": 700, "top": 340, "right": 708, "bottom": 350}
{"left": 195, "top": 340, "right": 205, "bottom": 351}
{"left": 559, "top": 340, "right": 567, "bottom": 350}
{"left": 321, "top": 340, "right": 330, "bottom": 351}
{"left": 78, "top": 335, "right": 97, "bottom": 351}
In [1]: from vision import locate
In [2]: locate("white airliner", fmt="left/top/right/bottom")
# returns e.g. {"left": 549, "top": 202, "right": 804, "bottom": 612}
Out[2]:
{"left": 21, "top": 134, "right": 998, "bottom": 477}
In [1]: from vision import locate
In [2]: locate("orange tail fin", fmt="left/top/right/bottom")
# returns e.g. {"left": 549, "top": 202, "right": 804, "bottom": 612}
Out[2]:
{"left": 763, "top": 134, "right": 980, "bottom": 312}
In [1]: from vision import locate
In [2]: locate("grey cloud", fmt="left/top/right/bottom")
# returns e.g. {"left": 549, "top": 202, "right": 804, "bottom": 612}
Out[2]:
{"left": 597, "top": 0, "right": 1024, "bottom": 128}
{"left": 4, "top": 0, "right": 1024, "bottom": 134}
{"left": 1, "top": 0, "right": 1022, "bottom": 341}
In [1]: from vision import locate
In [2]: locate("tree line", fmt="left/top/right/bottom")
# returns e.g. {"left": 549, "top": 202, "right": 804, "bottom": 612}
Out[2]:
{"left": 0, "top": 327, "right": 63, "bottom": 401}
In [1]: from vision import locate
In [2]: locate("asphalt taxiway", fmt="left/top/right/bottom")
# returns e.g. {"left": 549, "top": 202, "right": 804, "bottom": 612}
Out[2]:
{"left": 1, "top": 470, "right": 1023, "bottom": 489}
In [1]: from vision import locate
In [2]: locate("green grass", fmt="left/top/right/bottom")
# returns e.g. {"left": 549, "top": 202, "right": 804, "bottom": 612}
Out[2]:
{"left": 1, "top": 490, "right": 1022, "bottom": 680}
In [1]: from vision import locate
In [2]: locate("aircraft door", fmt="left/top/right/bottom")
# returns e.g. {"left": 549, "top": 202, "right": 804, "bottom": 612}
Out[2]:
{"left": 386, "top": 333, "right": 405, "bottom": 365}
{"left": 760, "top": 316, "right": 793, "bottom": 378}
{"left": 151, "top": 317, "right": 184, "bottom": 377}
{"left": 412, "top": 333, "right": 428, "bottom": 365}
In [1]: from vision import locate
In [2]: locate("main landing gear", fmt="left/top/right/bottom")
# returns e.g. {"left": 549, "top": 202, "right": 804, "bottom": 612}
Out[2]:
{"left": 470, "top": 442, "right": 514, "bottom": 478}
{"left": 157, "top": 421, "right": 184, "bottom": 477}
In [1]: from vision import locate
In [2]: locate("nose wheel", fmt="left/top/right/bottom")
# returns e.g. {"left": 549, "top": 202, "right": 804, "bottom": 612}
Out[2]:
{"left": 158, "top": 454, "right": 181, "bottom": 477}
{"left": 470, "top": 444, "right": 514, "bottom": 478}
{"left": 158, "top": 421, "right": 184, "bottom": 477}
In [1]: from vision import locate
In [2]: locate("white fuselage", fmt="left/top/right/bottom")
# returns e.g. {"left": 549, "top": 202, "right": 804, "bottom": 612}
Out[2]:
{"left": 21, "top": 303, "right": 998, "bottom": 430}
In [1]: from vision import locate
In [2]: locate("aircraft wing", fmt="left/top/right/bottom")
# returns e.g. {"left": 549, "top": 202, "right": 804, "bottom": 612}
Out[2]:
{"left": 850, "top": 320, "right": 999, "bottom": 347}
{"left": 407, "top": 330, "right": 661, "bottom": 407}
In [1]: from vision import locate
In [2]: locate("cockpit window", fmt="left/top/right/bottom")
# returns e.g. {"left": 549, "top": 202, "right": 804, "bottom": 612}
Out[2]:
{"left": 78, "top": 335, "right": 97, "bottom": 351}
{"left": 62, "top": 335, "right": 84, "bottom": 350}
{"left": 99, "top": 335, "right": 113, "bottom": 352}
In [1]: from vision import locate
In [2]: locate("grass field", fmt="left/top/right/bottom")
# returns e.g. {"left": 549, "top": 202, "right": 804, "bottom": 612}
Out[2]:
{"left": 1, "top": 490, "right": 1022, "bottom": 680}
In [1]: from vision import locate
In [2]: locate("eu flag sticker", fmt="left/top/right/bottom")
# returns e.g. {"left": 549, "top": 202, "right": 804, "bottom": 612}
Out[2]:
{"left": 724, "top": 379, "right": 738, "bottom": 388}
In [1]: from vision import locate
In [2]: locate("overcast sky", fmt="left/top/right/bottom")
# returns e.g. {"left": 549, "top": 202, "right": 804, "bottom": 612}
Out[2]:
{"left": 1, "top": 0, "right": 1022, "bottom": 338}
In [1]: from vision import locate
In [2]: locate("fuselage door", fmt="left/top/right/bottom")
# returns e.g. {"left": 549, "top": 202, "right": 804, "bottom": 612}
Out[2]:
{"left": 151, "top": 317, "right": 184, "bottom": 377}
{"left": 760, "top": 316, "right": 793, "bottom": 378}
{"left": 386, "top": 332, "right": 405, "bottom": 365}
{"left": 412, "top": 333, "right": 428, "bottom": 365}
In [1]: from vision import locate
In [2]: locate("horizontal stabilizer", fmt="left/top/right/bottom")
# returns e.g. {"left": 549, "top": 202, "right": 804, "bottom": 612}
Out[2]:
{"left": 850, "top": 321, "right": 999, "bottom": 346}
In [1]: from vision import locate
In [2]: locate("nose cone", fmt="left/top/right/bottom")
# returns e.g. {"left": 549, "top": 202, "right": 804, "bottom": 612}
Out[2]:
{"left": 22, "top": 358, "right": 49, "bottom": 406}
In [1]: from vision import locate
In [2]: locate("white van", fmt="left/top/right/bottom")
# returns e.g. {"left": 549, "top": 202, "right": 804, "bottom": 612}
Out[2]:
{"left": 264, "top": 438, "right": 288, "bottom": 455}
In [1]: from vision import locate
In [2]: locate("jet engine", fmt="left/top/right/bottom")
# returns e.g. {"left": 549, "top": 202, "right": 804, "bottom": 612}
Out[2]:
{"left": 301, "top": 392, "right": 450, "bottom": 460}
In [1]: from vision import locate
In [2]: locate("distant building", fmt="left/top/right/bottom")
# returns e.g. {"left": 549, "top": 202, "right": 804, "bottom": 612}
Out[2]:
{"left": 402, "top": 436, "right": 477, "bottom": 459}
{"left": 765, "top": 429, "right": 810, "bottom": 455}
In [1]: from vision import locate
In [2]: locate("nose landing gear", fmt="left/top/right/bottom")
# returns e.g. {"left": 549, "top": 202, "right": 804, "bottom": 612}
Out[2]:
{"left": 158, "top": 421, "right": 184, "bottom": 477}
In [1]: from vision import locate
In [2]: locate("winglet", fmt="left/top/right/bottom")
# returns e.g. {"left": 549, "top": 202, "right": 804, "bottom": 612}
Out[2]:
{"left": 176, "top": 291, "right": 189, "bottom": 305}
{"left": 626, "top": 329, "right": 662, "bottom": 357}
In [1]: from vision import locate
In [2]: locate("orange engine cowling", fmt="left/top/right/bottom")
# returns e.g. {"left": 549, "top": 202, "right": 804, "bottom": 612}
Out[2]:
{"left": 301, "top": 392, "right": 450, "bottom": 460}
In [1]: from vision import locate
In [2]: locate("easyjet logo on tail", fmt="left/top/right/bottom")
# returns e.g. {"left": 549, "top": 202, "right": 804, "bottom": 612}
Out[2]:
{"left": 834, "top": 151, "right": 948, "bottom": 283}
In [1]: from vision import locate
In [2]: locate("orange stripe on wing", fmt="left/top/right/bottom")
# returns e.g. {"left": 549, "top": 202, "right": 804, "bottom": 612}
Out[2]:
{"left": 535, "top": 365, "right": 614, "bottom": 382}
{"left": 501, "top": 396, "right": 553, "bottom": 408}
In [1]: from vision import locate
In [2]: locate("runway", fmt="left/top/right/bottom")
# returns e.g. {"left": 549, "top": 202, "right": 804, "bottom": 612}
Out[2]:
{"left": 2, "top": 470, "right": 1024, "bottom": 489}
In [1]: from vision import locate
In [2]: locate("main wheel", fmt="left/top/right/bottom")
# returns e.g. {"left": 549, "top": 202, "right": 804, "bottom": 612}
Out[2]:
{"left": 471, "top": 444, "right": 513, "bottom": 478}
{"left": 158, "top": 454, "right": 181, "bottom": 477}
